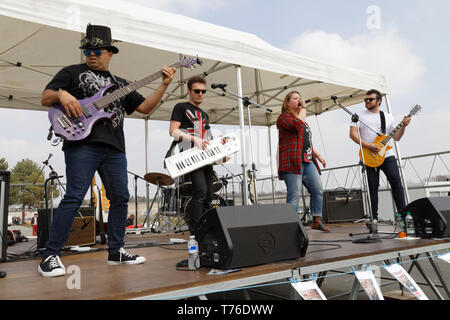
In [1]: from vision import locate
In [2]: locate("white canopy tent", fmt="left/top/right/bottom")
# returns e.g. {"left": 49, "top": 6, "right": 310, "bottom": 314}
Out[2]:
{"left": 0, "top": 0, "right": 409, "bottom": 204}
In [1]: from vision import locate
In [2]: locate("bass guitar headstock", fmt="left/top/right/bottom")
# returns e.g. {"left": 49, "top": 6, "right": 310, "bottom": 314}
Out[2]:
{"left": 179, "top": 55, "right": 203, "bottom": 70}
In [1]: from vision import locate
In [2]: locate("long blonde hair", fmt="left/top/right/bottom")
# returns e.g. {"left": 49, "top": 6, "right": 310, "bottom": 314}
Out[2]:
{"left": 281, "top": 91, "right": 301, "bottom": 115}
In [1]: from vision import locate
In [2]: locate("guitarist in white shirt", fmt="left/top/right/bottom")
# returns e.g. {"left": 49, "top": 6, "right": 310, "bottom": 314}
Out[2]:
{"left": 349, "top": 89, "right": 411, "bottom": 224}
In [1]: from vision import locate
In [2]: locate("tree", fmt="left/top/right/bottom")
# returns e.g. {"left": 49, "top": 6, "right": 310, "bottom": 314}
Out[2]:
{"left": 0, "top": 157, "right": 8, "bottom": 170}
{"left": 9, "top": 158, "right": 60, "bottom": 211}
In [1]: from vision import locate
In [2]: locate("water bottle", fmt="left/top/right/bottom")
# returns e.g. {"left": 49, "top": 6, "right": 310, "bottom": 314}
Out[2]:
{"left": 187, "top": 235, "right": 199, "bottom": 270}
{"left": 405, "top": 212, "right": 416, "bottom": 237}
{"left": 395, "top": 213, "right": 406, "bottom": 238}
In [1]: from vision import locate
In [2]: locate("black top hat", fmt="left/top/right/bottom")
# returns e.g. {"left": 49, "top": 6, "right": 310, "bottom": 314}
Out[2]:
{"left": 80, "top": 24, "right": 119, "bottom": 54}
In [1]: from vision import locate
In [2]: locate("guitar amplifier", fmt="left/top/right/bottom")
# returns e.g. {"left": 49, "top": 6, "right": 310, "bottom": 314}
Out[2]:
{"left": 37, "top": 207, "right": 96, "bottom": 249}
{"left": 322, "top": 188, "right": 365, "bottom": 223}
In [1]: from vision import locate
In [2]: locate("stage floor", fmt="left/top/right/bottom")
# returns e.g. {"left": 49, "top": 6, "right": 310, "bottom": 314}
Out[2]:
{"left": 0, "top": 222, "right": 449, "bottom": 300}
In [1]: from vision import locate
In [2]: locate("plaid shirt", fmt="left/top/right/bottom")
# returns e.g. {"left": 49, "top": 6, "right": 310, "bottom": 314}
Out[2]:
{"left": 277, "top": 112, "right": 305, "bottom": 178}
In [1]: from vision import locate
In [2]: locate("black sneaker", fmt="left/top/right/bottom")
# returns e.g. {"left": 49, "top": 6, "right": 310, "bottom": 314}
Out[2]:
{"left": 108, "top": 247, "right": 146, "bottom": 265}
{"left": 38, "top": 255, "right": 66, "bottom": 277}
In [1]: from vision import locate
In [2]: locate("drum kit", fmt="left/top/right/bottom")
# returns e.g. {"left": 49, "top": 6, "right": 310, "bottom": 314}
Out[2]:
{"left": 141, "top": 171, "right": 228, "bottom": 233}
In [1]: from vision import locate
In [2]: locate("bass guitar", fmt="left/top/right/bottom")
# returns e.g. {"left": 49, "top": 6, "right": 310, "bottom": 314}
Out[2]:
{"left": 48, "top": 56, "right": 202, "bottom": 141}
{"left": 359, "top": 104, "right": 421, "bottom": 167}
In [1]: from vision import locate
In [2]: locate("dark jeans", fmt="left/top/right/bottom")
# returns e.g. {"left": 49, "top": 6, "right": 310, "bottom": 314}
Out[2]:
{"left": 188, "top": 165, "right": 213, "bottom": 233}
{"left": 366, "top": 156, "right": 406, "bottom": 220}
{"left": 44, "top": 143, "right": 129, "bottom": 257}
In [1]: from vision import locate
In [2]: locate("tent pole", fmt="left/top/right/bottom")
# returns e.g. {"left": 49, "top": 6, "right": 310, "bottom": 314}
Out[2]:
{"left": 384, "top": 94, "right": 411, "bottom": 205}
{"left": 145, "top": 118, "right": 150, "bottom": 226}
{"left": 236, "top": 65, "right": 249, "bottom": 205}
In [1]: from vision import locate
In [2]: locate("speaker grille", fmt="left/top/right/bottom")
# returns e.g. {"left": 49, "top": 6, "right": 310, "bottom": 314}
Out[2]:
{"left": 66, "top": 216, "right": 96, "bottom": 247}
{"left": 322, "top": 189, "right": 364, "bottom": 223}
{"left": 37, "top": 207, "right": 96, "bottom": 249}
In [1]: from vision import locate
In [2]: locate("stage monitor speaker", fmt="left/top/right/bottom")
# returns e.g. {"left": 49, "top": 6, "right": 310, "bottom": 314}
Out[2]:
{"left": 37, "top": 207, "right": 96, "bottom": 249}
{"left": 322, "top": 188, "right": 365, "bottom": 223}
{"left": 400, "top": 197, "right": 450, "bottom": 238}
{"left": 197, "top": 204, "right": 309, "bottom": 270}
{"left": 0, "top": 171, "right": 10, "bottom": 262}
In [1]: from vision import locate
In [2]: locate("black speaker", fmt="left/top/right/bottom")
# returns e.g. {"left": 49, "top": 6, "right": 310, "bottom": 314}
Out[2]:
{"left": 37, "top": 207, "right": 96, "bottom": 249}
{"left": 322, "top": 188, "right": 365, "bottom": 223}
{"left": 197, "top": 204, "right": 308, "bottom": 270}
{"left": 400, "top": 197, "right": 450, "bottom": 238}
{"left": 0, "top": 171, "right": 10, "bottom": 262}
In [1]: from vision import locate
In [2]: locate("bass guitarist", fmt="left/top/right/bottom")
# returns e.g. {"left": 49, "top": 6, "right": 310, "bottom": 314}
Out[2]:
{"left": 349, "top": 89, "right": 411, "bottom": 224}
{"left": 38, "top": 24, "right": 176, "bottom": 277}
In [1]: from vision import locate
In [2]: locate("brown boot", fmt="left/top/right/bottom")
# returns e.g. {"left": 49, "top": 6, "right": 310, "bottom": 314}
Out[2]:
{"left": 311, "top": 217, "right": 330, "bottom": 232}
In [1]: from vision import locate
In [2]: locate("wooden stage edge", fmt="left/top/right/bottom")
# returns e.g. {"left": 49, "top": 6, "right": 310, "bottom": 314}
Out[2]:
{"left": 0, "top": 223, "right": 449, "bottom": 300}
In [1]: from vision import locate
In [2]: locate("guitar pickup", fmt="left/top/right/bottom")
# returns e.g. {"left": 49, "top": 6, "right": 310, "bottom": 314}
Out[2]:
{"left": 57, "top": 115, "right": 71, "bottom": 129}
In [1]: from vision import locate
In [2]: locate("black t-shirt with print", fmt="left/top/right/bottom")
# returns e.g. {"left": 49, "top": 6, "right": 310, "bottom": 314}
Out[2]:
{"left": 170, "top": 102, "right": 212, "bottom": 152}
{"left": 45, "top": 63, "right": 145, "bottom": 153}
{"left": 302, "top": 123, "right": 313, "bottom": 163}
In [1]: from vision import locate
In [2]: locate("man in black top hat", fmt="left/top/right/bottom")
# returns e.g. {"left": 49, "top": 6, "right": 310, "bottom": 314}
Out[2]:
{"left": 38, "top": 24, "right": 176, "bottom": 277}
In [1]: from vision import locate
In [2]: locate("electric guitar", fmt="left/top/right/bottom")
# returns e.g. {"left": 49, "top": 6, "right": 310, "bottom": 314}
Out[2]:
{"left": 48, "top": 56, "right": 202, "bottom": 141}
{"left": 359, "top": 105, "right": 421, "bottom": 167}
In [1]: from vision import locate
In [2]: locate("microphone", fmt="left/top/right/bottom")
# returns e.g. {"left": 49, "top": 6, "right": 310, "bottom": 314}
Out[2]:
{"left": 298, "top": 99, "right": 311, "bottom": 106}
{"left": 211, "top": 83, "right": 227, "bottom": 90}
{"left": 43, "top": 153, "right": 53, "bottom": 165}
{"left": 331, "top": 96, "right": 338, "bottom": 102}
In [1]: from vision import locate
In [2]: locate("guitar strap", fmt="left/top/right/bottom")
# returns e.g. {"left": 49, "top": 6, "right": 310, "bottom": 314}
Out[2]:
{"left": 380, "top": 111, "right": 386, "bottom": 134}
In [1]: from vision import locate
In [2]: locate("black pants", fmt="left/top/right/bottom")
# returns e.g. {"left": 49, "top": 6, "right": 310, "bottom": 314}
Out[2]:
{"left": 188, "top": 165, "right": 213, "bottom": 233}
{"left": 366, "top": 156, "right": 406, "bottom": 220}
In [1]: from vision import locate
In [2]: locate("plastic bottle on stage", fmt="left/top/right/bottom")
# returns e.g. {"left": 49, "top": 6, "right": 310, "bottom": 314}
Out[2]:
{"left": 395, "top": 213, "right": 407, "bottom": 238}
{"left": 405, "top": 212, "right": 416, "bottom": 238}
{"left": 188, "top": 235, "right": 200, "bottom": 270}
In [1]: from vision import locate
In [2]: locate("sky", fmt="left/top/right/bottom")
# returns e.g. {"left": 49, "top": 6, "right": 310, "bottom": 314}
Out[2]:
{"left": 1, "top": 0, "right": 450, "bottom": 199}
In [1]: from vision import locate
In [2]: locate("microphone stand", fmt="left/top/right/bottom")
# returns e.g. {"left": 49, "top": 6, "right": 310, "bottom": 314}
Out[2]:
{"left": 126, "top": 170, "right": 147, "bottom": 229}
{"left": 212, "top": 85, "right": 272, "bottom": 205}
{"left": 39, "top": 157, "right": 90, "bottom": 232}
{"left": 331, "top": 96, "right": 381, "bottom": 243}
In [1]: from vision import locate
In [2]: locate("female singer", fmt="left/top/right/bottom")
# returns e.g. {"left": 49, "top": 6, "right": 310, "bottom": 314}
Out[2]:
{"left": 277, "top": 91, "right": 329, "bottom": 231}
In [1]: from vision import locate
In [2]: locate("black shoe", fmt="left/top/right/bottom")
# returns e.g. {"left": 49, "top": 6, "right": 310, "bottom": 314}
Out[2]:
{"left": 38, "top": 255, "right": 66, "bottom": 277}
{"left": 108, "top": 247, "right": 146, "bottom": 265}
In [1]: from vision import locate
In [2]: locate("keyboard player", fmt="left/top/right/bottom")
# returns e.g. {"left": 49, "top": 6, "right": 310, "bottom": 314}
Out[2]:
{"left": 169, "top": 76, "right": 214, "bottom": 235}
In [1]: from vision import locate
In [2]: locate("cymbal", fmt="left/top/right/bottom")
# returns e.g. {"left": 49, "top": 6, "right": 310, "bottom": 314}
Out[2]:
{"left": 144, "top": 172, "right": 174, "bottom": 186}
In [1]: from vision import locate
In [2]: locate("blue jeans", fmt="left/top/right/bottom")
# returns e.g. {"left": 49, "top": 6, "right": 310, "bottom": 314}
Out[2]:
{"left": 44, "top": 143, "right": 130, "bottom": 257}
{"left": 301, "top": 162, "right": 324, "bottom": 217}
{"left": 282, "top": 162, "right": 324, "bottom": 217}
{"left": 282, "top": 172, "right": 302, "bottom": 214}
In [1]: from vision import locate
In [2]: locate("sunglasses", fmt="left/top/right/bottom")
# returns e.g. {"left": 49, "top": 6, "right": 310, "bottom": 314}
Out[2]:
{"left": 83, "top": 49, "right": 108, "bottom": 56}
{"left": 364, "top": 97, "right": 378, "bottom": 103}
{"left": 192, "top": 89, "right": 206, "bottom": 94}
